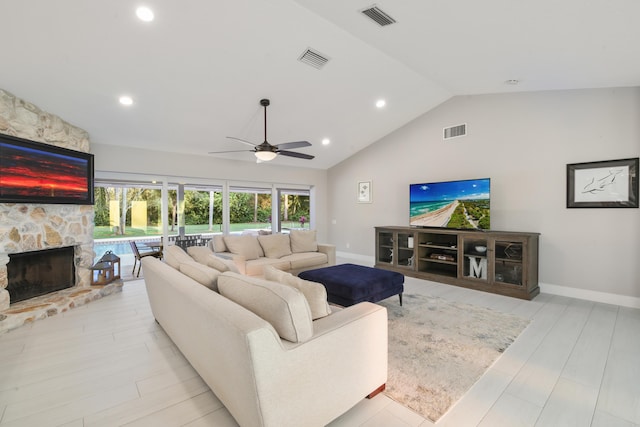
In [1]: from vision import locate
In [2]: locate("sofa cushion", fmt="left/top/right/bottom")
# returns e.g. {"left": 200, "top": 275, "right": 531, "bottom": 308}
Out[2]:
{"left": 179, "top": 261, "right": 221, "bottom": 291}
{"left": 257, "top": 233, "right": 292, "bottom": 259}
{"left": 281, "top": 252, "right": 328, "bottom": 270}
{"left": 218, "top": 272, "right": 313, "bottom": 343}
{"left": 164, "top": 245, "right": 193, "bottom": 269}
{"left": 210, "top": 234, "right": 227, "bottom": 253}
{"left": 289, "top": 229, "right": 318, "bottom": 253}
{"left": 224, "top": 235, "right": 264, "bottom": 260}
{"left": 187, "top": 246, "right": 229, "bottom": 272}
{"left": 264, "top": 265, "right": 331, "bottom": 320}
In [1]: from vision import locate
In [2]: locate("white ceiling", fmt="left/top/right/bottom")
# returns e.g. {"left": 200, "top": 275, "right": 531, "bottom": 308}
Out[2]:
{"left": 1, "top": 0, "right": 638, "bottom": 169}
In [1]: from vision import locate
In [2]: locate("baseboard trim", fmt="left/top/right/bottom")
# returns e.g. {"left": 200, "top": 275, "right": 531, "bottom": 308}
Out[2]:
{"left": 539, "top": 282, "right": 640, "bottom": 309}
{"left": 336, "top": 251, "right": 375, "bottom": 265}
{"left": 336, "top": 252, "right": 640, "bottom": 309}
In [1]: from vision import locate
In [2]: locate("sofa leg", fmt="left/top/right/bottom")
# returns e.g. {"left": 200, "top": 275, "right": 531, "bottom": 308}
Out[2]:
{"left": 399, "top": 293, "right": 403, "bottom": 306}
{"left": 367, "top": 384, "right": 386, "bottom": 399}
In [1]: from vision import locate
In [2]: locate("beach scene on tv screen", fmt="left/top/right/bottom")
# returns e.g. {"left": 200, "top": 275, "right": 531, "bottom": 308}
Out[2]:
{"left": 410, "top": 179, "right": 490, "bottom": 229}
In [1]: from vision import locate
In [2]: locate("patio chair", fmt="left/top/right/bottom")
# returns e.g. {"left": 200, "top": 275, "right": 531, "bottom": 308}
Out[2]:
{"left": 174, "top": 234, "right": 202, "bottom": 250}
{"left": 129, "top": 241, "right": 162, "bottom": 277}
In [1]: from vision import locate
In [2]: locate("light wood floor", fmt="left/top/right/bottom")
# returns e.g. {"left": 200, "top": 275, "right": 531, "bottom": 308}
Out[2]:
{"left": 1, "top": 262, "right": 638, "bottom": 426}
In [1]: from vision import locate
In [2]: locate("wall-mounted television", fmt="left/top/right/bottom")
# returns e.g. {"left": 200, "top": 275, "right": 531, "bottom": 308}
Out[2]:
{"left": 410, "top": 178, "right": 490, "bottom": 230}
{"left": 0, "top": 132, "right": 94, "bottom": 205}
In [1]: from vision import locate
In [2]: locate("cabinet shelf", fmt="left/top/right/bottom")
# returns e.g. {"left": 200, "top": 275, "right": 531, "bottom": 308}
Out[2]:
{"left": 420, "top": 257, "right": 457, "bottom": 266}
{"left": 375, "top": 226, "right": 539, "bottom": 300}
{"left": 495, "top": 257, "right": 522, "bottom": 263}
{"left": 421, "top": 244, "right": 457, "bottom": 251}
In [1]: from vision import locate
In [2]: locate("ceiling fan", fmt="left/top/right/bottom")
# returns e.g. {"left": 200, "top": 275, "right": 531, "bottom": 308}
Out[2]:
{"left": 209, "top": 98, "right": 314, "bottom": 162}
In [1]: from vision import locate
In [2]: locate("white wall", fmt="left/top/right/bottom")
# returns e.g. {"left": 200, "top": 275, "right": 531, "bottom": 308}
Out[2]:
{"left": 327, "top": 87, "right": 640, "bottom": 298}
{"left": 90, "top": 143, "right": 329, "bottom": 242}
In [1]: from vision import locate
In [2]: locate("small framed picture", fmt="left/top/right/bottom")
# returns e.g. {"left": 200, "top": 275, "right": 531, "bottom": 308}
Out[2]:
{"left": 357, "top": 180, "right": 372, "bottom": 203}
{"left": 567, "top": 157, "right": 638, "bottom": 208}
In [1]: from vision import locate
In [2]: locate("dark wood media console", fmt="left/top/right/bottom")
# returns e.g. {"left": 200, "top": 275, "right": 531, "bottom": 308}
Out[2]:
{"left": 375, "top": 226, "right": 540, "bottom": 300}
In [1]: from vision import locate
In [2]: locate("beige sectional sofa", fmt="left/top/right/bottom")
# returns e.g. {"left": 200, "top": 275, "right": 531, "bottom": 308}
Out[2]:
{"left": 207, "top": 230, "right": 336, "bottom": 276}
{"left": 141, "top": 249, "right": 388, "bottom": 427}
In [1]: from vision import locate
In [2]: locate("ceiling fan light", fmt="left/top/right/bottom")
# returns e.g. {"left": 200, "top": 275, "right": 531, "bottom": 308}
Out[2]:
{"left": 255, "top": 151, "right": 277, "bottom": 162}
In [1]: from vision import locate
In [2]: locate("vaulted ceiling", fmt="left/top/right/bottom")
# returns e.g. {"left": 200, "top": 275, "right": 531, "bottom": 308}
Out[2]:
{"left": 1, "top": 0, "right": 638, "bottom": 169}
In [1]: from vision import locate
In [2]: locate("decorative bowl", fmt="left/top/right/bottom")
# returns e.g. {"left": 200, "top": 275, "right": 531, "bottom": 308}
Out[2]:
{"left": 474, "top": 245, "right": 487, "bottom": 253}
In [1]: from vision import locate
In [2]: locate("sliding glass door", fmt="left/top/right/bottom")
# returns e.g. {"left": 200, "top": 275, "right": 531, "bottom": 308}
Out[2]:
{"left": 94, "top": 177, "right": 313, "bottom": 251}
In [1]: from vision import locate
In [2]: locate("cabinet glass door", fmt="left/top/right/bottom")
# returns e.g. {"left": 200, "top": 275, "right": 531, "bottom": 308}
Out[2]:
{"left": 461, "top": 236, "right": 489, "bottom": 282}
{"left": 494, "top": 240, "right": 524, "bottom": 286}
{"left": 396, "top": 232, "right": 415, "bottom": 269}
{"left": 377, "top": 231, "right": 394, "bottom": 264}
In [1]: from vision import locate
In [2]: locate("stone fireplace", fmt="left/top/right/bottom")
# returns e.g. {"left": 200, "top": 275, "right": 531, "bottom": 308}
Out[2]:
{"left": 0, "top": 89, "right": 117, "bottom": 332}
{"left": 0, "top": 202, "right": 95, "bottom": 311}
{"left": 7, "top": 246, "right": 76, "bottom": 304}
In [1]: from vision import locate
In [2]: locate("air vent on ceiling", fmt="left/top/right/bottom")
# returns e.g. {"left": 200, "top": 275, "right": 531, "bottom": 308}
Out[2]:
{"left": 443, "top": 123, "right": 467, "bottom": 140}
{"left": 360, "top": 5, "right": 396, "bottom": 26}
{"left": 298, "top": 48, "right": 330, "bottom": 69}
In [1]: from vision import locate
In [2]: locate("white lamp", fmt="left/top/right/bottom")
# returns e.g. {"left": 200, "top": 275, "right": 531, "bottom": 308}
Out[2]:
{"left": 255, "top": 151, "right": 277, "bottom": 162}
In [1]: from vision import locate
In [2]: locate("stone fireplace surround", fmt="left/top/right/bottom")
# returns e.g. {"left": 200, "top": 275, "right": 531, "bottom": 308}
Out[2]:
{"left": 0, "top": 89, "right": 121, "bottom": 333}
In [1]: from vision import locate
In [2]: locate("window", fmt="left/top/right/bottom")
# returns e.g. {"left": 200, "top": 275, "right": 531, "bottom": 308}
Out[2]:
{"left": 228, "top": 186, "right": 272, "bottom": 233}
{"left": 278, "top": 188, "right": 310, "bottom": 232}
{"left": 180, "top": 185, "right": 222, "bottom": 234}
{"left": 94, "top": 181, "right": 162, "bottom": 238}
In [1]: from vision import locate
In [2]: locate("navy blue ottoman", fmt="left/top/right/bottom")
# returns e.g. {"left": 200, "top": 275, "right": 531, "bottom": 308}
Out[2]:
{"left": 299, "top": 263, "right": 404, "bottom": 307}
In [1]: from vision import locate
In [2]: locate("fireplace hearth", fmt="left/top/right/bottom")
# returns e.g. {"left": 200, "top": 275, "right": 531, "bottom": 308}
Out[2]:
{"left": 7, "top": 246, "right": 75, "bottom": 304}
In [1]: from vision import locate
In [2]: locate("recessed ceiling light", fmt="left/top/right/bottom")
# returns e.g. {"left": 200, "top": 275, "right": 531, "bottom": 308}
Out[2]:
{"left": 136, "top": 6, "right": 154, "bottom": 22}
{"left": 119, "top": 96, "right": 133, "bottom": 106}
{"left": 375, "top": 99, "right": 386, "bottom": 108}
{"left": 322, "top": 138, "right": 331, "bottom": 146}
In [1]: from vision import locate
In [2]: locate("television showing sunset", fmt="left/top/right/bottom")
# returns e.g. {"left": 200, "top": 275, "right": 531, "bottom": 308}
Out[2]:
{"left": 0, "top": 141, "right": 90, "bottom": 200}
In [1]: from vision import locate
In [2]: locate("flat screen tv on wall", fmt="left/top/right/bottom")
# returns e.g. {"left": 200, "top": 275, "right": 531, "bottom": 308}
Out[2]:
{"left": 0, "top": 133, "right": 94, "bottom": 205}
{"left": 409, "top": 178, "right": 490, "bottom": 230}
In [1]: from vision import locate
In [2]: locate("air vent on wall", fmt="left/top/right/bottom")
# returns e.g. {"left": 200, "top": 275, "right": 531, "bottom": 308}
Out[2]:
{"left": 360, "top": 5, "right": 396, "bottom": 26}
{"left": 443, "top": 123, "right": 467, "bottom": 140}
{"left": 298, "top": 48, "right": 330, "bottom": 69}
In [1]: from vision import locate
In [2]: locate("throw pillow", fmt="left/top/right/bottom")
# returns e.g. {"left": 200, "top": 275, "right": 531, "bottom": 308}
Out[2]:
{"left": 224, "top": 235, "right": 264, "bottom": 260}
{"left": 289, "top": 229, "right": 318, "bottom": 253}
{"left": 218, "top": 272, "right": 313, "bottom": 343}
{"left": 263, "top": 265, "right": 331, "bottom": 320}
{"left": 179, "top": 261, "right": 221, "bottom": 291}
{"left": 187, "top": 246, "right": 229, "bottom": 272}
{"left": 257, "top": 234, "right": 292, "bottom": 259}
{"left": 164, "top": 245, "right": 193, "bottom": 269}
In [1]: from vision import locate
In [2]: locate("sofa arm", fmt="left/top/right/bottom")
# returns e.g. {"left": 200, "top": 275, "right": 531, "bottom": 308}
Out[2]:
{"left": 317, "top": 243, "right": 336, "bottom": 266}
{"left": 247, "top": 302, "right": 387, "bottom": 427}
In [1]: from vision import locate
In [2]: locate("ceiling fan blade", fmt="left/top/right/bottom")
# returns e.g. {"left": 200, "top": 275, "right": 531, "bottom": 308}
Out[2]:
{"left": 278, "top": 150, "right": 314, "bottom": 160}
{"left": 276, "top": 141, "right": 311, "bottom": 150}
{"left": 226, "top": 136, "right": 258, "bottom": 147}
{"left": 208, "top": 149, "right": 253, "bottom": 154}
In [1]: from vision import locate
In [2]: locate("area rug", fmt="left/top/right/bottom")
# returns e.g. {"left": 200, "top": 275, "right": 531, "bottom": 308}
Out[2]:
{"left": 379, "top": 293, "right": 529, "bottom": 422}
